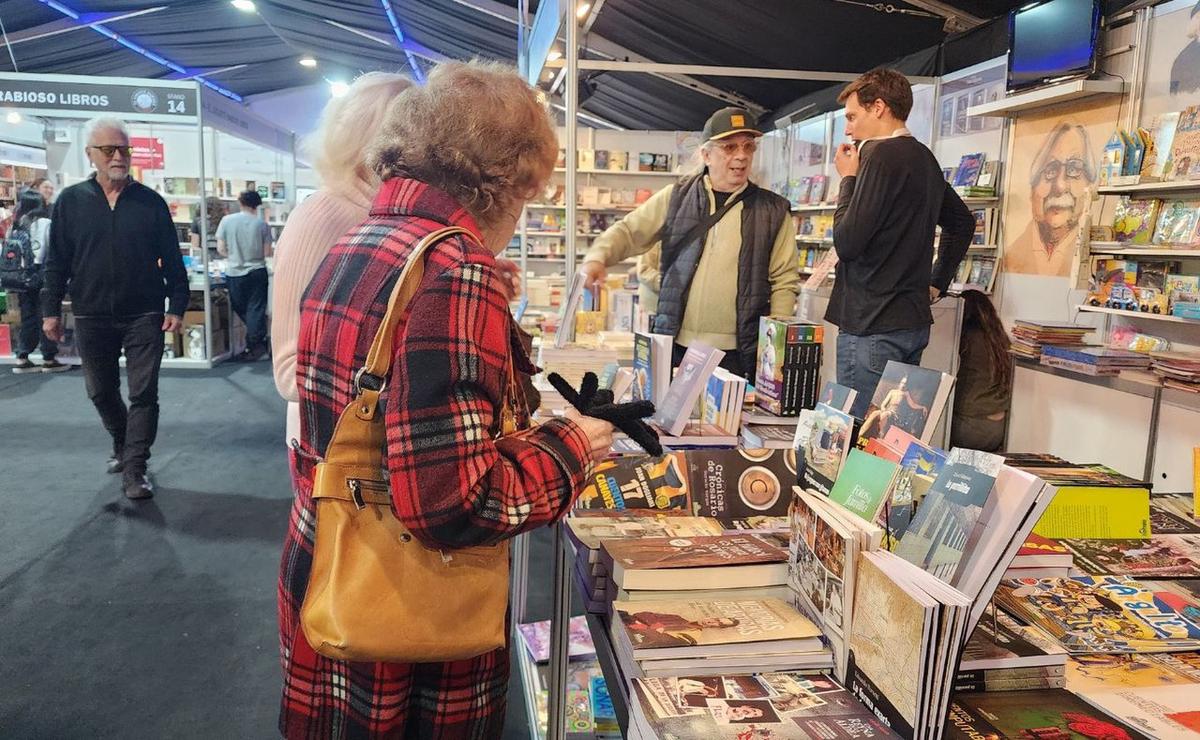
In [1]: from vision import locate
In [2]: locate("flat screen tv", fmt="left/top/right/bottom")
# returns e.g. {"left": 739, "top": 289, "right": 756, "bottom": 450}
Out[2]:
{"left": 1007, "top": 0, "right": 1102, "bottom": 92}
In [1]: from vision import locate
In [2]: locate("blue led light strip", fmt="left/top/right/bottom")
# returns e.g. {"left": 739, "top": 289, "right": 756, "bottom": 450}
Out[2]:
{"left": 380, "top": 0, "right": 425, "bottom": 83}
{"left": 36, "top": 0, "right": 243, "bottom": 102}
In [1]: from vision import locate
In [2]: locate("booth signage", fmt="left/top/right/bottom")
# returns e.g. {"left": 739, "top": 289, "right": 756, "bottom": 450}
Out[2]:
{"left": 0, "top": 77, "right": 195, "bottom": 118}
{"left": 130, "top": 137, "right": 165, "bottom": 169}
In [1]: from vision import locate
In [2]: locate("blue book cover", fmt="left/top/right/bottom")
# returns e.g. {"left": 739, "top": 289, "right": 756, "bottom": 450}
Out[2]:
{"left": 953, "top": 153, "right": 986, "bottom": 187}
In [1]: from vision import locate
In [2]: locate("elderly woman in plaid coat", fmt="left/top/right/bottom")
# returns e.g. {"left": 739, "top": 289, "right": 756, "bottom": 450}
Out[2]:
{"left": 277, "top": 61, "right": 616, "bottom": 738}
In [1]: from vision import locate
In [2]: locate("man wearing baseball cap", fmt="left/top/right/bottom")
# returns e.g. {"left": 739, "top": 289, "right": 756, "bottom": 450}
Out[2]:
{"left": 582, "top": 107, "right": 797, "bottom": 378}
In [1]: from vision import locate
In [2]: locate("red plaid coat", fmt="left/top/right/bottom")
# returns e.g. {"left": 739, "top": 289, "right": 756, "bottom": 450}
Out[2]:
{"left": 278, "top": 178, "right": 592, "bottom": 738}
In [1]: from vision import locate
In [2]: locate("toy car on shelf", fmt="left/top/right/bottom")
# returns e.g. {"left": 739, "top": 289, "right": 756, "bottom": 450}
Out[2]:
{"left": 1105, "top": 283, "right": 1139, "bottom": 311}
{"left": 1138, "top": 287, "right": 1168, "bottom": 314}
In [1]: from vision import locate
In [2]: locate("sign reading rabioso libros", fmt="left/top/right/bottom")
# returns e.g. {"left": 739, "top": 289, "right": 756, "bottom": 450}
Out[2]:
{"left": 0, "top": 76, "right": 196, "bottom": 119}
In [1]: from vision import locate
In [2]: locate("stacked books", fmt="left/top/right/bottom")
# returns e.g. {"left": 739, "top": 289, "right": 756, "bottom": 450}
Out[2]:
{"left": 1009, "top": 319, "right": 1091, "bottom": 360}
{"left": 1059, "top": 535, "right": 1200, "bottom": 578}
{"left": 1150, "top": 350, "right": 1200, "bottom": 392}
{"left": 955, "top": 609, "right": 1068, "bottom": 692}
{"left": 628, "top": 671, "right": 896, "bottom": 739}
{"left": 701, "top": 368, "right": 748, "bottom": 436}
{"left": 1039, "top": 345, "right": 1151, "bottom": 376}
{"left": 610, "top": 597, "right": 831, "bottom": 679}
{"left": 1005, "top": 533, "right": 1074, "bottom": 578}
{"left": 632, "top": 332, "right": 672, "bottom": 408}
{"left": 753, "top": 317, "right": 823, "bottom": 417}
{"left": 651, "top": 341, "right": 736, "bottom": 446}
{"left": 601, "top": 533, "right": 792, "bottom": 605}
{"left": 993, "top": 575, "right": 1200, "bottom": 654}
{"left": 787, "top": 488, "right": 884, "bottom": 680}
{"left": 566, "top": 511, "right": 725, "bottom": 611}
{"left": 947, "top": 688, "right": 1153, "bottom": 740}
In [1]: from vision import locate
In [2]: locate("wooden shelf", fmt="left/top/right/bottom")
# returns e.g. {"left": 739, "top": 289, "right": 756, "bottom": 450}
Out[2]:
{"left": 1088, "top": 242, "right": 1200, "bottom": 257}
{"left": 1077, "top": 304, "right": 1200, "bottom": 325}
{"left": 1096, "top": 180, "right": 1200, "bottom": 196}
{"left": 967, "top": 78, "right": 1125, "bottom": 117}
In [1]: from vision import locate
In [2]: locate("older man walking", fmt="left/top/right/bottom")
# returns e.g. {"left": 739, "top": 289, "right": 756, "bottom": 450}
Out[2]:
{"left": 41, "top": 117, "right": 188, "bottom": 499}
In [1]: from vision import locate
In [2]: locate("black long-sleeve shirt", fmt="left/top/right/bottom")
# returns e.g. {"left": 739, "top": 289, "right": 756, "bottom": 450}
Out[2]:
{"left": 41, "top": 175, "right": 189, "bottom": 319}
{"left": 826, "top": 135, "right": 975, "bottom": 336}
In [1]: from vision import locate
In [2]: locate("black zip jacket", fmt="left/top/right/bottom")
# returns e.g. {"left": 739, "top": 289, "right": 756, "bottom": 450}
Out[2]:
{"left": 40, "top": 175, "right": 189, "bottom": 319}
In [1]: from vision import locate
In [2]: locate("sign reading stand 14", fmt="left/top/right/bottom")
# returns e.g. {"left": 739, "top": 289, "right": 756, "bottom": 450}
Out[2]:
{"left": 0, "top": 73, "right": 196, "bottom": 121}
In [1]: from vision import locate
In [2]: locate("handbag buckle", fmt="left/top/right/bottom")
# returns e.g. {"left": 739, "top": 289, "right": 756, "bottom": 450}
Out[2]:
{"left": 353, "top": 368, "right": 386, "bottom": 395}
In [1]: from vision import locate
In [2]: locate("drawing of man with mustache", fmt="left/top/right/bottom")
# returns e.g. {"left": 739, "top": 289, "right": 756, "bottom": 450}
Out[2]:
{"left": 1005, "top": 122, "right": 1098, "bottom": 277}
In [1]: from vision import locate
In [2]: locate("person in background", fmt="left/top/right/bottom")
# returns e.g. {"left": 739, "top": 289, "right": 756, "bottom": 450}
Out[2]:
{"left": 41, "top": 117, "right": 188, "bottom": 500}
{"left": 951, "top": 290, "right": 1011, "bottom": 452}
{"left": 8, "top": 189, "right": 68, "bottom": 374}
{"left": 278, "top": 60, "right": 614, "bottom": 738}
{"left": 829, "top": 68, "right": 975, "bottom": 418}
{"left": 271, "top": 72, "right": 523, "bottom": 455}
{"left": 189, "top": 197, "right": 225, "bottom": 251}
{"left": 29, "top": 177, "right": 55, "bottom": 206}
{"left": 582, "top": 107, "right": 798, "bottom": 378}
{"left": 217, "top": 189, "right": 273, "bottom": 361}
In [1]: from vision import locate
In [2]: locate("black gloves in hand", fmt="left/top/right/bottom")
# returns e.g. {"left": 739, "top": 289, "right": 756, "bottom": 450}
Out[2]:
{"left": 546, "top": 371, "right": 662, "bottom": 456}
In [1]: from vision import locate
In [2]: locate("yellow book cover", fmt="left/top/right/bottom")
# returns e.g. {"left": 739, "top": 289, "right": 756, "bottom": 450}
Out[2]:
{"left": 1031, "top": 486, "right": 1150, "bottom": 539}
{"left": 1194, "top": 448, "right": 1199, "bottom": 520}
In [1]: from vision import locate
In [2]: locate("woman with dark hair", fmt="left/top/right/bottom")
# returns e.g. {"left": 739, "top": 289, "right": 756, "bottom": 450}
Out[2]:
{"left": 7, "top": 189, "right": 67, "bottom": 373}
{"left": 951, "top": 290, "right": 1012, "bottom": 451}
{"left": 28, "top": 177, "right": 55, "bottom": 206}
{"left": 216, "top": 189, "right": 273, "bottom": 361}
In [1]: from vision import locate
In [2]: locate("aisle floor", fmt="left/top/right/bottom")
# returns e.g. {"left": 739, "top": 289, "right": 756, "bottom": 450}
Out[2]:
{"left": 0, "top": 363, "right": 557, "bottom": 739}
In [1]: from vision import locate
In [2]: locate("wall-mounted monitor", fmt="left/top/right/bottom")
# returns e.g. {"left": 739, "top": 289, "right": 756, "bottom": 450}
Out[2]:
{"left": 1007, "top": 0, "right": 1102, "bottom": 92}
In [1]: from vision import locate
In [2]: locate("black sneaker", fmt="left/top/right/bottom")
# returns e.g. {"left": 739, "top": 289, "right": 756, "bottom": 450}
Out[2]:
{"left": 11, "top": 359, "right": 38, "bottom": 374}
{"left": 41, "top": 359, "right": 71, "bottom": 373}
{"left": 107, "top": 448, "right": 125, "bottom": 475}
{"left": 123, "top": 473, "right": 154, "bottom": 500}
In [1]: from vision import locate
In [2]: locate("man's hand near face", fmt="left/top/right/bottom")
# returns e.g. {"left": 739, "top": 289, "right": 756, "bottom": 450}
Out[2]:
{"left": 835, "top": 143, "right": 860, "bottom": 178}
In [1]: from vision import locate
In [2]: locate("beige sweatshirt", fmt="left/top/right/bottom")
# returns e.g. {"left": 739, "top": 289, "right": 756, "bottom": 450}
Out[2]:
{"left": 583, "top": 177, "right": 798, "bottom": 350}
{"left": 271, "top": 181, "right": 375, "bottom": 445}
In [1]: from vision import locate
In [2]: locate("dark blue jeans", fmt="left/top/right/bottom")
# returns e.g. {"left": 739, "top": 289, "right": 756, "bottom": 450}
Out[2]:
{"left": 15, "top": 289, "right": 57, "bottom": 361}
{"left": 836, "top": 326, "right": 931, "bottom": 419}
{"left": 227, "top": 267, "right": 269, "bottom": 351}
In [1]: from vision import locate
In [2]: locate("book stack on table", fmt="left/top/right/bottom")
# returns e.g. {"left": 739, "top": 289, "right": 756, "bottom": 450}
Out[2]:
{"left": 1009, "top": 319, "right": 1091, "bottom": 360}
{"left": 1149, "top": 350, "right": 1200, "bottom": 392}
{"left": 1039, "top": 345, "right": 1151, "bottom": 376}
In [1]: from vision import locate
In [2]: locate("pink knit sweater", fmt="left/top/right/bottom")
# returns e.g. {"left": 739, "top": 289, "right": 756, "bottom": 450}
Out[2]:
{"left": 271, "top": 182, "right": 375, "bottom": 444}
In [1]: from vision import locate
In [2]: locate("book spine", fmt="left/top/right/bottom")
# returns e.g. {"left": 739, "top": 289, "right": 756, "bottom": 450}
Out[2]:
{"left": 953, "top": 676, "right": 1065, "bottom": 692}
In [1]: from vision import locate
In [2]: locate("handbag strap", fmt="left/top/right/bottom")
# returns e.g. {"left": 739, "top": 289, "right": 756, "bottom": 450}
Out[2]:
{"left": 352, "top": 226, "right": 475, "bottom": 408}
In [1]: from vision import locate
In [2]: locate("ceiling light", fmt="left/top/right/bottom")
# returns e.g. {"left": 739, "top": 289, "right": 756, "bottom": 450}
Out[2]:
{"left": 299, "top": 56, "right": 317, "bottom": 68}
{"left": 330, "top": 80, "right": 350, "bottom": 97}
{"left": 577, "top": 2, "right": 591, "bottom": 18}
{"left": 547, "top": 49, "right": 562, "bottom": 62}
{"left": 231, "top": 0, "right": 256, "bottom": 12}
{"left": 5, "top": 111, "right": 20, "bottom": 124}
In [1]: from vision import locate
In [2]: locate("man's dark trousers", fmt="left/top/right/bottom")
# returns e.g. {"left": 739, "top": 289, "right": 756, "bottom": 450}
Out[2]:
{"left": 74, "top": 313, "right": 164, "bottom": 477}
{"left": 227, "top": 267, "right": 269, "bottom": 351}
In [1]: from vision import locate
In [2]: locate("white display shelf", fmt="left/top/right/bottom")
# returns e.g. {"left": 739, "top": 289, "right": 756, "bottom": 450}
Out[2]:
{"left": 796, "top": 236, "right": 833, "bottom": 245}
{"left": 527, "top": 203, "right": 637, "bottom": 211}
{"left": 1077, "top": 305, "right": 1200, "bottom": 324}
{"left": 968, "top": 245, "right": 998, "bottom": 251}
{"left": 792, "top": 203, "right": 836, "bottom": 213}
{"left": 1096, "top": 180, "right": 1200, "bottom": 196}
{"left": 1088, "top": 242, "right": 1200, "bottom": 257}
{"left": 554, "top": 168, "right": 679, "bottom": 178}
{"left": 962, "top": 196, "right": 1000, "bottom": 205}
{"left": 967, "top": 78, "right": 1125, "bottom": 117}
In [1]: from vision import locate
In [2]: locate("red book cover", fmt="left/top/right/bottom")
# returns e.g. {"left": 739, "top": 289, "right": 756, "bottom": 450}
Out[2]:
{"left": 1018, "top": 533, "right": 1070, "bottom": 558}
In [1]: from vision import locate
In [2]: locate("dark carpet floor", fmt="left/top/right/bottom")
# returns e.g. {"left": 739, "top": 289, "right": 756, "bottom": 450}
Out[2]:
{"left": 0, "top": 362, "right": 558, "bottom": 739}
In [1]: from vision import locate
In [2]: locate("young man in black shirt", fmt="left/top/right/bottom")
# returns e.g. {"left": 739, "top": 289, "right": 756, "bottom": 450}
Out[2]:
{"left": 828, "top": 68, "right": 975, "bottom": 418}
{"left": 41, "top": 117, "right": 188, "bottom": 500}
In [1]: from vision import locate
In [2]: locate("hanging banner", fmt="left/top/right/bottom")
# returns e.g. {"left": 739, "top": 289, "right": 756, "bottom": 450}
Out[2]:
{"left": 200, "top": 89, "right": 294, "bottom": 154}
{"left": 130, "top": 137, "right": 165, "bottom": 169}
{"left": 0, "top": 73, "right": 197, "bottom": 122}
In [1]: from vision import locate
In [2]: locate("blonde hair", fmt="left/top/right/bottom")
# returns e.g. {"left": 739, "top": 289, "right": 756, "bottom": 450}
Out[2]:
{"left": 366, "top": 60, "right": 558, "bottom": 230}
{"left": 306, "top": 72, "right": 414, "bottom": 197}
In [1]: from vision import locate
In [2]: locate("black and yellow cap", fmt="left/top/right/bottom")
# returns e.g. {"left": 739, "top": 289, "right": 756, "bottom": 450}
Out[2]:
{"left": 702, "top": 107, "right": 763, "bottom": 142}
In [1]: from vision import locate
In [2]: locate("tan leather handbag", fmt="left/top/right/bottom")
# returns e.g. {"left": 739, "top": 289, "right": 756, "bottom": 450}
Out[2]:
{"left": 300, "top": 226, "right": 510, "bottom": 663}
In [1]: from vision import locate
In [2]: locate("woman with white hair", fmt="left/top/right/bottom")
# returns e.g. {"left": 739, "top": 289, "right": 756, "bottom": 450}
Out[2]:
{"left": 271, "top": 72, "right": 416, "bottom": 455}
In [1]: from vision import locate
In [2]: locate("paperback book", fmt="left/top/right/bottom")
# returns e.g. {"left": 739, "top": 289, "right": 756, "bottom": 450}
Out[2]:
{"left": 945, "top": 689, "right": 1152, "bottom": 740}
{"left": 687, "top": 448, "right": 798, "bottom": 524}
{"left": 857, "top": 361, "right": 955, "bottom": 446}
{"left": 817, "top": 380, "right": 858, "bottom": 415}
{"left": 798, "top": 402, "right": 856, "bottom": 497}
{"left": 653, "top": 341, "right": 725, "bottom": 436}
{"left": 632, "top": 332, "right": 673, "bottom": 408}
{"left": 602, "top": 533, "right": 789, "bottom": 592}
{"left": 575, "top": 453, "right": 691, "bottom": 511}
{"left": 1062, "top": 535, "right": 1200, "bottom": 578}
{"left": 612, "top": 597, "right": 823, "bottom": 657}
{"left": 628, "top": 672, "right": 898, "bottom": 740}
{"left": 827, "top": 448, "right": 901, "bottom": 524}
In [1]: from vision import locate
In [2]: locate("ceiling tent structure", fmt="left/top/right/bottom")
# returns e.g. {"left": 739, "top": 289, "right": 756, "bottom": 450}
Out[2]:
{"left": 0, "top": 0, "right": 1091, "bottom": 132}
